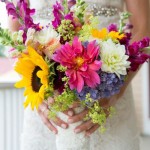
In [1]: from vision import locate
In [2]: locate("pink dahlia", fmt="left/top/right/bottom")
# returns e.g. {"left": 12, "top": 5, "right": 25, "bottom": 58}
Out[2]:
{"left": 53, "top": 37, "right": 102, "bottom": 92}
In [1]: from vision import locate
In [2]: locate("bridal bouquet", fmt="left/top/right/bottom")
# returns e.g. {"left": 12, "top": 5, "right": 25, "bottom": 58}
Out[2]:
{"left": 0, "top": 0, "right": 150, "bottom": 132}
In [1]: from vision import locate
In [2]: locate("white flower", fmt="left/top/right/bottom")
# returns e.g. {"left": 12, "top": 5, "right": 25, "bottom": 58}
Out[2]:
{"left": 25, "top": 28, "right": 36, "bottom": 45}
{"left": 34, "top": 26, "right": 60, "bottom": 45}
{"left": 100, "top": 39, "right": 130, "bottom": 77}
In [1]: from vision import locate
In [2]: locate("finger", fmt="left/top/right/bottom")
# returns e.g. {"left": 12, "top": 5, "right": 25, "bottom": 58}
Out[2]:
{"left": 38, "top": 102, "right": 48, "bottom": 113}
{"left": 74, "top": 120, "right": 94, "bottom": 133}
{"left": 69, "top": 101, "right": 80, "bottom": 108}
{"left": 38, "top": 109, "right": 58, "bottom": 134}
{"left": 85, "top": 124, "right": 99, "bottom": 137}
{"left": 68, "top": 109, "right": 88, "bottom": 123}
{"left": 52, "top": 117, "right": 68, "bottom": 129}
{"left": 63, "top": 108, "right": 74, "bottom": 116}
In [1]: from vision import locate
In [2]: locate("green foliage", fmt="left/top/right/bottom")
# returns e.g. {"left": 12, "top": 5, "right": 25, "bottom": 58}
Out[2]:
{"left": 119, "top": 12, "right": 131, "bottom": 33}
{"left": 82, "top": 93, "right": 116, "bottom": 133}
{"left": 79, "top": 16, "right": 99, "bottom": 41}
{"left": 0, "top": 26, "right": 25, "bottom": 52}
{"left": 57, "top": 65, "right": 67, "bottom": 72}
{"left": 58, "top": 19, "right": 75, "bottom": 42}
{"left": 74, "top": 0, "right": 87, "bottom": 24}
{"left": 48, "top": 88, "right": 77, "bottom": 119}
{"left": 44, "top": 60, "right": 56, "bottom": 100}
{"left": 62, "top": 0, "right": 69, "bottom": 15}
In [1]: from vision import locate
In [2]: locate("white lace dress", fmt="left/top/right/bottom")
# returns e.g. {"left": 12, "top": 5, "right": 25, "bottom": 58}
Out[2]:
{"left": 20, "top": 0, "right": 140, "bottom": 150}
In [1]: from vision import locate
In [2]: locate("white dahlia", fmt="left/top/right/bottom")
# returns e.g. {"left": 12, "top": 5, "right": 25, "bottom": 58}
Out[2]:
{"left": 100, "top": 39, "right": 130, "bottom": 77}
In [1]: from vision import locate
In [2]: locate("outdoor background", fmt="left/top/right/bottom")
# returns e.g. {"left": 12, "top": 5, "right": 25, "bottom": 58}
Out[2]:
{"left": 0, "top": 1, "right": 150, "bottom": 150}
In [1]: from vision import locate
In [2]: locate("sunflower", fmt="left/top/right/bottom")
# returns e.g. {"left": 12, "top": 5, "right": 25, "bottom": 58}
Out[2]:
{"left": 15, "top": 46, "right": 49, "bottom": 110}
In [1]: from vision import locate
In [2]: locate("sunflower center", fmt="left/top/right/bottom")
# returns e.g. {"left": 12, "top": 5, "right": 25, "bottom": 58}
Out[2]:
{"left": 74, "top": 56, "right": 84, "bottom": 68}
{"left": 32, "top": 66, "right": 42, "bottom": 92}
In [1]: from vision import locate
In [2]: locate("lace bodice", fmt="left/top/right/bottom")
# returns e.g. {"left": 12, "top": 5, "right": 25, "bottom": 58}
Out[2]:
{"left": 21, "top": 0, "right": 140, "bottom": 150}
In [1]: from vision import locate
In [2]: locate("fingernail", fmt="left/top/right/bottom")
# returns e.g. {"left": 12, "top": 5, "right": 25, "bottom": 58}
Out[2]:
{"left": 68, "top": 119, "right": 73, "bottom": 123}
{"left": 74, "top": 128, "right": 80, "bottom": 133}
{"left": 61, "top": 124, "right": 67, "bottom": 129}
{"left": 68, "top": 111, "right": 73, "bottom": 116}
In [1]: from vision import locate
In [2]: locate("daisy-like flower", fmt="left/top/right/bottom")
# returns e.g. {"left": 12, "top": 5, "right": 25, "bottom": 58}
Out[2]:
{"left": 15, "top": 46, "right": 49, "bottom": 110}
{"left": 100, "top": 39, "right": 130, "bottom": 77}
{"left": 53, "top": 37, "right": 102, "bottom": 92}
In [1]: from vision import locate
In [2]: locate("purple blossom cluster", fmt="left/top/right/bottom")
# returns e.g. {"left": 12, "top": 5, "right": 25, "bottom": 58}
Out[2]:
{"left": 127, "top": 37, "right": 150, "bottom": 71}
{"left": 52, "top": 1, "right": 74, "bottom": 29}
{"left": 76, "top": 72, "right": 125, "bottom": 101}
{"left": 6, "top": 0, "right": 41, "bottom": 43}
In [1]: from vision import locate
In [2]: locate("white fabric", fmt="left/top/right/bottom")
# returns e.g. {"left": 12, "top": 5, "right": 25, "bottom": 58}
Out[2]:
{"left": 21, "top": 0, "right": 140, "bottom": 150}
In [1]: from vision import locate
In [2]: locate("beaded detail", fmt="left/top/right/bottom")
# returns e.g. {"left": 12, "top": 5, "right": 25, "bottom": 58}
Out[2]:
{"left": 35, "top": 7, "right": 53, "bottom": 20}
{"left": 87, "top": 4, "right": 120, "bottom": 17}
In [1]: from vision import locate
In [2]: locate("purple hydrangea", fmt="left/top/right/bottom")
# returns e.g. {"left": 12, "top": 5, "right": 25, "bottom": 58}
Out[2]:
{"left": 76, "top": 71, "right": 125, "bottom": 102}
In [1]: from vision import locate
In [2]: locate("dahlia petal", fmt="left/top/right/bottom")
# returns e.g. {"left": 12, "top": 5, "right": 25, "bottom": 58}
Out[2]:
{"left": 85, "top": 70, "right": 100, "bottom": 87}
{"left": 72, "top": 37, "right": 83, "bottom": 53}
{"left": 79, "top": 63, "right": 88, "bottom": 71}
{"left": 87, "top": 41, "right": 99, "bottom": 59}
{"left": 76, "top": 72, "right": 84, "bottom": 92}
{"left": 88, "top": 60, "right": 102, "bottom": 71}
{"left": 66, "top": 70, "right": 77, "bottom": 83}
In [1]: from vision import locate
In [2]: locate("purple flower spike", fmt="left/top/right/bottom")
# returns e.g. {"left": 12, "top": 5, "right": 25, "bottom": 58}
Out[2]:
{"left": 127, "top": 37, "right": 150, "bottom": 71}
{"left": 138, "top": 37, "right": 150, "bottom": 49}
{"left": 52, "top": 1, "right": 64, "bottom": 29}
{"left": 6, "top": 0, "right": 41, "bottom": 43}
{"left": 107, "top": 24, "right": 118, "bottom": 32}
{"left": 6, "top": 3, "right": 19, "bottom": 19}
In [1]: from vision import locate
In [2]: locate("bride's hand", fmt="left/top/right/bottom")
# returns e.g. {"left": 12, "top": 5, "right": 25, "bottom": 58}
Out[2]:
{"left": 68, "top": 94, "right": 120, "bottom": 136}
{"left": 38, "top": 97, "right": 74, "bottom": 134}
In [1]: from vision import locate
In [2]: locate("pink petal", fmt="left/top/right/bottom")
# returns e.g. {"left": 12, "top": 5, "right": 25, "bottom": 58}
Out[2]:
{"left": 85, "top": 70, "right": 100, "bottom": 87}
{"left": 88, "top": 60, "right": 102, "bottom": 71}
{"left": 76, "top": 72, "right": 84, "bottom": 92}
{"left": 72, "top": 37, "right": 83, "bottom": 54}
{"left": 87, "top": 41, "right": 99, "bottom": 57}
{"left": 79, "top": 63, "right": 88, "bottom": 71}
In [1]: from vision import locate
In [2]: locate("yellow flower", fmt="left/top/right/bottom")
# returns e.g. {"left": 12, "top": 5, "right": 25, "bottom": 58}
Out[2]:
{"left": 91, "top": 28, "right": 108, "bottom": 39}
{"left": 91, "top": 28, "right": 125, "bottom": 41}
{"left": 108, "top": 31, "right": 125, "bottom": 40}
{"left": 15, "top": 46, "right": 49, "bottom": 110}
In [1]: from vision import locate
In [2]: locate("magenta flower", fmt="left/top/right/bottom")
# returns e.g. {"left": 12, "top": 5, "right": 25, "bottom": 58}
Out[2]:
{"left": 6, "top": 0, "right": 41, "bottom": 43}
{"left": 52, "top": 1, "right": 74, "bottom": 29}
{"left": 52, "top": 1, "right": 64, "bottom": 29}
{"left": 6, "top": 3, "right": 19, "bottom": 19}
{"left": 53, "top": 37, "right": 102, "bottom": 92}
{"left": 127, "top": 37, "right": 150, "bottom": 71}
{"left": 107, "top": 24, "right": 118, "bottom": 32}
